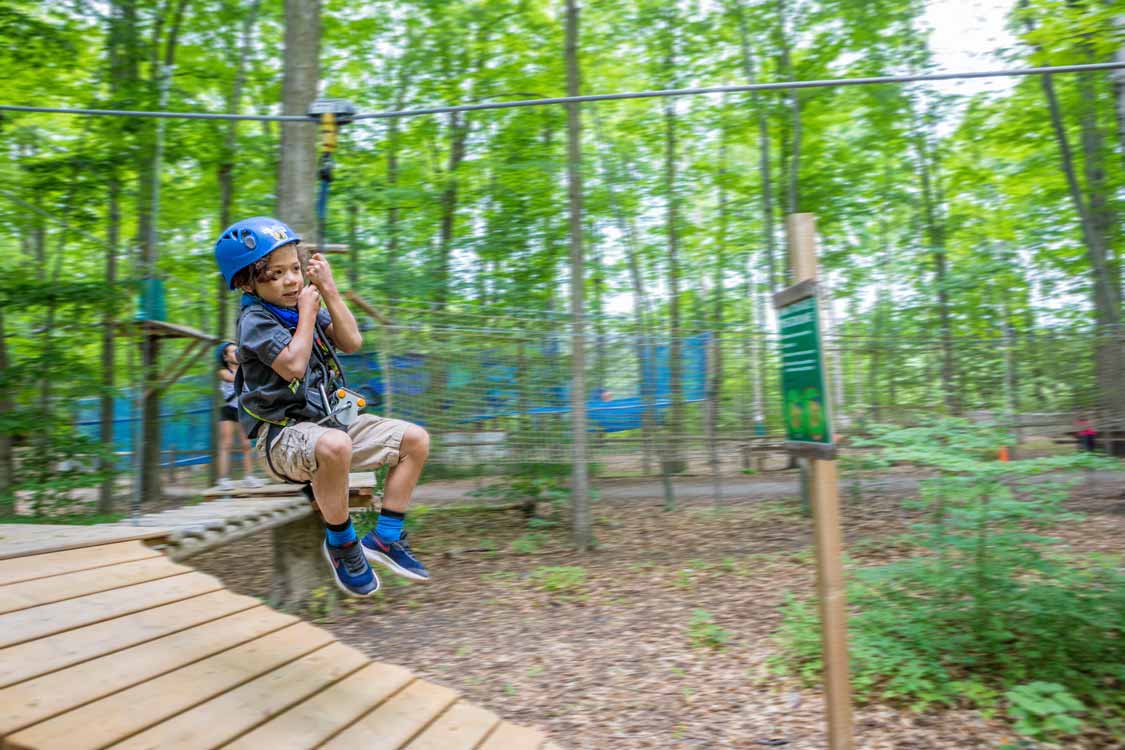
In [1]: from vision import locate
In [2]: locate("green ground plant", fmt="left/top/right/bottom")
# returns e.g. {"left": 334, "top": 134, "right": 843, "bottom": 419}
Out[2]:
{"left": 467, "top": 474, "right": 572, "bottom": 527}
{"left": 774, "top": 418, "right": 1123, "bottom": 739}
{"left": 529, "top": 565, "right": 587, "bottom": 594}
{"left": 687, "top": 608, "right": 733, "bottom": 650}
{"left": 529, "top": 565, "right": 589, "bottom": 605}
{"left": 510, "top": 532, "right": 549, "bottom": 555}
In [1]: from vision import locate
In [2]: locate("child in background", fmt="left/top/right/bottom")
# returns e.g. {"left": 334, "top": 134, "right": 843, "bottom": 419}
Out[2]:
{"left": 215, "top": 216, "right": 430, "bottom": 597}
{"left": 1074, "top": 414, "right": 1097, "bottom": 453}
{"left": 215, "top": 341, "right": 264, "bottom": 490}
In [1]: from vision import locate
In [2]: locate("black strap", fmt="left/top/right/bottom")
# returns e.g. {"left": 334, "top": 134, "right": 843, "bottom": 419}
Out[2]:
{"left": 235, "top": 299, "right": 349, "bottom": 443}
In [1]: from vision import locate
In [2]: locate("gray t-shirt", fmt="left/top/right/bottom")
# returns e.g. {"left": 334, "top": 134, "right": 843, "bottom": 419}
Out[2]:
{"left": 236, "top": 304, "right": 335, "bottom": 435}
{"left": 219, "top": 377, "right": 238, "bottom": 405}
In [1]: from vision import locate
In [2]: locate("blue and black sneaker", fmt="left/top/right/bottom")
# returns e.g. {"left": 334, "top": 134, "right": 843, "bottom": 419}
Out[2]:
{"left": 322, "top": 540, "right": 380, "bottom": 597}
{"left": 361, "top": 531, "right": 430, "bottom": 582}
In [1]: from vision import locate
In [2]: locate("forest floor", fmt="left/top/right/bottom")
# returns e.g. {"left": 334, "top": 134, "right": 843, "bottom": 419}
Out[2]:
{"left": 190, "top": 468, "right": 1125, "bottom": 750}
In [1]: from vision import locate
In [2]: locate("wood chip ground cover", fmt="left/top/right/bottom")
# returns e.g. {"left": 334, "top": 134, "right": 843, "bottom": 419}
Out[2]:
{"left": 191, "top": 472, "right": 1125, "bottom": 749}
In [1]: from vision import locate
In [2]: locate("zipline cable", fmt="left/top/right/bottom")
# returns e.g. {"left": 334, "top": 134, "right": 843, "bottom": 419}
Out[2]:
{"left": 1, "top": 62, "right": 1122, "bottom": 122}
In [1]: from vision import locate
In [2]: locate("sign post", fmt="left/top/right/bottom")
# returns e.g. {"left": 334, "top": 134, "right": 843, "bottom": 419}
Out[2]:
{"left": 775, "top": 213, "right": 853, "bottom": 750}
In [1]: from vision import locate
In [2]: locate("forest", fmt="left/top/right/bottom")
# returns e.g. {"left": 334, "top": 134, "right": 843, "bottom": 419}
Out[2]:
{"left": 1, "top": 0, "right": 1122, "bottom": 504}
{"left": 0, "top": 1, "right": 1122, "bottom": 748}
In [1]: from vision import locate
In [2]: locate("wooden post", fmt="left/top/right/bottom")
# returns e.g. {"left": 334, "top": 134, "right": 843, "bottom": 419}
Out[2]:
{"left": 785, "top": 213, "right": 854, "bottom": 750}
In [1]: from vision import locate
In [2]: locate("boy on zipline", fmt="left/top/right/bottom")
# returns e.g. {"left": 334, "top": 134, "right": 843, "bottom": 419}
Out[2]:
{"left": 215, "top": 216, "right": 430, "bottom": 597}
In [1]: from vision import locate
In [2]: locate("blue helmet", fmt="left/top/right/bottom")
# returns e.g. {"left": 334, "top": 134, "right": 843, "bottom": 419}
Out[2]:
{"left": 215, "top": 216, "right": 301, "bottom": 289}
{"left": 216, "top": 340, "right": 235, "bottom": 367}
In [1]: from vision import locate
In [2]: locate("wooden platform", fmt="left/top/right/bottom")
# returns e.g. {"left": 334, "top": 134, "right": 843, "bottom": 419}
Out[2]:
{"left": 0, "top": 525, "right": 171, "bottom": 562}
{"left": 0, "top": 531, "right": 556, "bottom": 750}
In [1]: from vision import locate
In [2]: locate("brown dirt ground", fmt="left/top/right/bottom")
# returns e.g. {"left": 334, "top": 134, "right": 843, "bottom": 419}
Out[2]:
{"left": 190, "top": 470, "right": 1125, "bottom": 750}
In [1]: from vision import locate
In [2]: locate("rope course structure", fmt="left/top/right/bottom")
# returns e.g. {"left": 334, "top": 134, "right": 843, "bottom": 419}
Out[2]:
{"left": 7, "top": 58, "right": 1123, "bottom": 493}
{"left": 1, "top": 62, "right": 1122, "bottom": 122}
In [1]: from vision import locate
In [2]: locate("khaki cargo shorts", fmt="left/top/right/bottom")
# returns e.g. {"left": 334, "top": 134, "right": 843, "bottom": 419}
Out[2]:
{"left": 255, "top": 413, "right": 410, "bottom": 484}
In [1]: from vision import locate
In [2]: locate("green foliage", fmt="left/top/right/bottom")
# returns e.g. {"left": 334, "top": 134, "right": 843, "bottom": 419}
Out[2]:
{"left": 468, "top": 474, "right": 572, "bottom": 529}
{"left": 1005, "top": 682, "right": 1086, "bottom": 742}
{"left": 775, "top": 420, "right": 1124, "bottom": 736}
{"left": 687, "top": 608, "right": 733, "bottom": 650}
{"left": 509, "top": 532, "right": 548, "bottom": 555}
{"left": 1, "top": 0, "right": 1121, "bottom": 531}
{"left": 529, "top": 565, "right": 586, "bottom": 593}
{"left": 305, "top": 585, "right": 339, "bottom": 621}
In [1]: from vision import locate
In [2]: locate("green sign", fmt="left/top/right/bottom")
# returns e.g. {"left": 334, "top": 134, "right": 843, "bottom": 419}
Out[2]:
{"left": 777, "top": 292, "right": 832, "bottom": 445}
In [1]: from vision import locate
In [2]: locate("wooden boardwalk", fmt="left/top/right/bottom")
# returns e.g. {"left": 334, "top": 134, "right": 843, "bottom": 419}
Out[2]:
{"left": 0, "top": 527, "right": 558, "bottom": 750}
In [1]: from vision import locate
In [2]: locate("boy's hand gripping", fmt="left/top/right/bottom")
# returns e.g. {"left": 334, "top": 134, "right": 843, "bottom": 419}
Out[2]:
{"left": 306, "top": 253, "right": 338, "bottom": 296}
{"left": 297, "top": 284, "right": 321, "bottom": 319}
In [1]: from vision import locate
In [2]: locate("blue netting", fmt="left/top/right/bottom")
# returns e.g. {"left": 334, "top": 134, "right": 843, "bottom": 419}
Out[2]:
{"left": 76, "top": 378, "right": 212, "bottom": 468}
{"left": 76, "top": 332, "right": 712, "bottom": 461}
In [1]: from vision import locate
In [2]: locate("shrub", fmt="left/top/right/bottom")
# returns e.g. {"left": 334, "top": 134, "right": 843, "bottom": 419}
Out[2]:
{"left": 774, "top": 419, "right": 1123, "bottom": 737}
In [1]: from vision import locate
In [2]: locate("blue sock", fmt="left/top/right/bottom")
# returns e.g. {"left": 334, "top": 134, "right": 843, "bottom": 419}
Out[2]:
{"left": 376, "top": 510, "right": 405, "bottom": 542}
{"left": 325, "top": 518, "right": 357, "bottom": 547}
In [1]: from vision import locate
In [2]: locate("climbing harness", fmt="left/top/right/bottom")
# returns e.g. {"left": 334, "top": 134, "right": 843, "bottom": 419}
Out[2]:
{"left": 235, "top": 297, "right": 367, "bottom": 485}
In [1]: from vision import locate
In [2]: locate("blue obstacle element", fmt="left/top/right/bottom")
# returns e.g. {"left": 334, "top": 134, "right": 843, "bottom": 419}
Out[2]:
{"left": 340, "top": 332, "right": 712, "bottom": 434}
{"left": 77, "top": 333, "right": 713, "bottom": 458}
{"left": 75, "top": 381, "right": 212, "bottom": 468}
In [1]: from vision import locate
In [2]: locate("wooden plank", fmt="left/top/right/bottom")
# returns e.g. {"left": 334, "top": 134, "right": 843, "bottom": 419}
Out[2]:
{"left": 5, "top": 622, "right": 332, "bottom": 750}
{"left": 107, "top": 642, "right": 369, "bottom": 750}
{"left": 477, "top": 721, "right": 547, "bottom": 750}
{"left": 133, "top": 319, "right": 219, "bottom": 343}
{"left": 0, "top": 525, "right": 170, "bottom": 561}
{"left": 0, "top": 589, "right": 258, "bottom": 689}
{"left": 403, "top": 700, "right": 499, "bottom": 750}
{"left": 224, "top": 662, "right": 414, "bottom": 750}
{"left": 320, "top": 680, "right": 460, "bottom": 750}
{"left": 0, "top": 571, "right": 223, "bottom": 649}
{"left": 0, "top": 605, "right": 295, "bottom": 737}
{"left": 0, "top": 541, "right": 161, "bottom": 586}
{"left": 0, "top": 556, "right": 192, "bottom": 615}
{"left": 204, "top": 471, "right": 375, "bottom": 499}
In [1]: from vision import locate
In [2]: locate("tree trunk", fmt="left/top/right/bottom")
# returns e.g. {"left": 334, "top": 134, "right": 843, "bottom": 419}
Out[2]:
{"left": 346, "top": 201, "right": 359, "bottom": 289}
{"left": 662, "top": 17, "right": 685, "bottom": 478}
{"left": 264, "top": 0, "right": 323, "bottom": 607}
{"left": 385, "top": 82, "right": 407, "bottom": 307}
{"left": 139, "top": 0, "right": 190, "bottom": 505}
{"left": 100, "top": 174, "right": 120, "bottom": 514}
{"left": 565, "top": 0, "right": 591, "bottom": 551}
{"left": 212, "top": 0, "right": 260, "bottom": 485}
{"left": 277, "top": 0, "right": 320, "bottom": 241}
{"left": 1113, "top": 15, "right": 1125, "bottom": 303}
{"left": 824, "top": 278, "right": 845, "bottom": 418}
{"left": 733, "top": 2, "right": 779, "bottom": 454}
{"left": 0, "top": 306, "right": 12, "bottom": 512}
{"left": 776, "top": 0, "right": 801, "bottom": 217}
{"left": 591, "top": 221, "right": 607, "bottom": 395}
{"left": 1041, "top": 73, "right": 1124, "bottom": 425}
{"left": 753, "top": 266, "right": 768, "bottom": 433}
{"left": 99, "top": 0, "right": 138, "bottom": 512}
{"left": 590, "top": 107, "right": 658, "bottom": 475}
{"left": 1110, "top": 14, "right": 1125, "bottom": 173}
{"left": 436, "top": 111, "right": 469, "bottom": 309}
{"left": 709, "top": 123, "right": 729, "bottom": 502}
{"left": 914, "top": 129, "right": 957, "bottom": 413}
